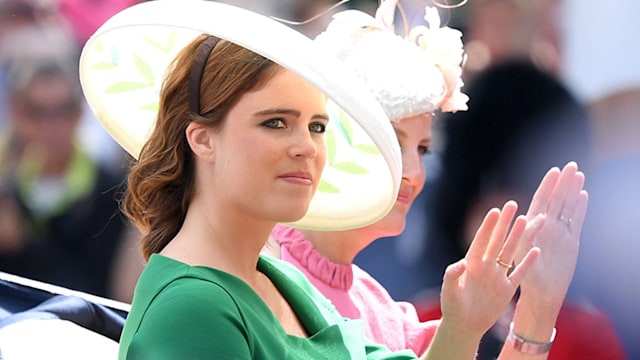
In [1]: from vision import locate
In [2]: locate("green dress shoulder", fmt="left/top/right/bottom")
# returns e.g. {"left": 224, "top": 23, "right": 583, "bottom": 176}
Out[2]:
{"left": 118, "top": 254, "right": 418, "bottom": 360}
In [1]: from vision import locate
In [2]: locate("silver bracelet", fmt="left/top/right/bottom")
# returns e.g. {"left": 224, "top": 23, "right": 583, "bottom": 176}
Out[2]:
{"left": 507, "top": 321, "right": 556, "bottom": 355}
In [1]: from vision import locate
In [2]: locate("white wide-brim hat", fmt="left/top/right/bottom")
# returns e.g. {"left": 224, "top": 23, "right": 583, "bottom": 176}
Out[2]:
{"left": 79, "top": 0, "right": 401, "bottom": 231}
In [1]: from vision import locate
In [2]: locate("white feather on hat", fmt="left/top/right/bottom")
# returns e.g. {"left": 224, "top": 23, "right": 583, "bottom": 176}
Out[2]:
{"left": 315, "top": 0, "right": 469, "bottom": 121}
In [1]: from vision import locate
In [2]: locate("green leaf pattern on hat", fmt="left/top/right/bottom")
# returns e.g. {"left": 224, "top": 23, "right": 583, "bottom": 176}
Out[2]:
{"left": 89, "top": 33, "right": 178, "bottom": 114}
{"left": 320, "top": 103, "right": 381, "bottom": 193}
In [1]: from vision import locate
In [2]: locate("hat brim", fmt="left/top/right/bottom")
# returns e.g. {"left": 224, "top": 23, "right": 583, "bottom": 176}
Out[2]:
{"left": 79, "top": 0, "right": 401, "bottom": 231}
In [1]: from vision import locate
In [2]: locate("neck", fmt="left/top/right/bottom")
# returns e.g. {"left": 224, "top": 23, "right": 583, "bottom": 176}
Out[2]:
{"left": 300, "top": 228, "right": 379, "bottom": 265}
{"left": 162, "top": 199, "right": 275, "bottom": 280}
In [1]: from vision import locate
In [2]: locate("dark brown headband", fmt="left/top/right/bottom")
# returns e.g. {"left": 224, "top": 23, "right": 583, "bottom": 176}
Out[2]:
{"left": 188, "top": 35, "right": 221, "bottom": 115}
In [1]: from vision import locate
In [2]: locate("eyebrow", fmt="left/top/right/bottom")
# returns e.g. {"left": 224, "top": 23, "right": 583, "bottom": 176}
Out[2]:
{"left": 253, "top": 108, "right": 329, "bottom": 121}
{"left": 395, "top": 127, "right": 432, "bottom": 144}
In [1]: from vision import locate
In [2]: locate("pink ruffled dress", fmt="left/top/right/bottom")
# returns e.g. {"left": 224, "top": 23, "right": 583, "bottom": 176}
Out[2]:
{"left": 272, "top": 225, "right": 439, "bottom": 355}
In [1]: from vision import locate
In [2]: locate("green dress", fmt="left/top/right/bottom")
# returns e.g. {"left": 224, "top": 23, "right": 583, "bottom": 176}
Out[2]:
{"left": 119, "top": 254, "right": 418, "bottom": 359}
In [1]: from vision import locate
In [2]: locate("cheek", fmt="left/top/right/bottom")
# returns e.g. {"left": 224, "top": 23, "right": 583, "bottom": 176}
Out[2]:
{"left": 317, "top": 140, "right": 327, "bottom": 161}
{"left": 310, "top": 140, "right": 326, "bottom": 191}
{"left": 314, "top": 138, "right": 327, "bottom": 167}
{"left": 215, "top": 137, "right": 257, "bottom": 173}
{"left": 417, "top": 160, "right": 427, "bottom": 179}
{"left": 416, "top": 171, "right": 426, "bottom": 191}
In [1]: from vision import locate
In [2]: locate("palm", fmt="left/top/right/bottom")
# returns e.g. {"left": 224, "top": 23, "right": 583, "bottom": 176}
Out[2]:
{"left": 442, "top": 257, "right": 517, "bottom": 332}
{"left": 440, "top": 201, "right": 541, "bottom": 334}
{"left": 517, "top": 162, "right": 589, "bottom": 304}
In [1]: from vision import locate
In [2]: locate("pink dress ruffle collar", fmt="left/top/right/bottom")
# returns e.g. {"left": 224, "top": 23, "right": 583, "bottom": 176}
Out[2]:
{"left": 272, "top": 224, "right": 353, "bottom": 290}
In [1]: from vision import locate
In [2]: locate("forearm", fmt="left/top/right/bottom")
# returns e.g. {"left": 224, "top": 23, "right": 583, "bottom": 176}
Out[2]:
{"left": 497, "top": 295, "right": 561, "bottom": 359}
{"left": 420, "top": 319, "right": 482, "bottom": 360}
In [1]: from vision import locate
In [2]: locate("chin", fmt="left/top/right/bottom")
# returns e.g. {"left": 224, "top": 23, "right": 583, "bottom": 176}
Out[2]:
{"left": 272, "top": 206, "right": 310, "bottom": 224}
{"left": 373, "top": 212, "right": 406, "bottom": 237}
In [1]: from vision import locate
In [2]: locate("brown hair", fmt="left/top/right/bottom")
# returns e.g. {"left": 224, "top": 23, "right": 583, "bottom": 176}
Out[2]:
{"left": 122, "top": 34, "right": 282, "bottom": 260}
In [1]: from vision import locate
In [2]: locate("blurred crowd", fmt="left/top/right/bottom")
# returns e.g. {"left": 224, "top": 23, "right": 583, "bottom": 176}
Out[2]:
{"left": 0, "top": 0, "right": 638, "bottom": 359}
{"left": 0, "top": 0, "right": 144, "bottom": 302}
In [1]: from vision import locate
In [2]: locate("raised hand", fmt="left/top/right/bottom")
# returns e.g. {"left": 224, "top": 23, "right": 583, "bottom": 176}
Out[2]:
{"left": 517, "top": 161, "right": 589, "bottom": 306}
{"left": 439, "top": 200, "right": 543, "bottom": 335}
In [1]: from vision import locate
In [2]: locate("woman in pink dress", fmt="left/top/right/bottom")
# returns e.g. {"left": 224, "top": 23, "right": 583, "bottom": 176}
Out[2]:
{"left": 265, "top": 1, "right": 589, "bottom": 358}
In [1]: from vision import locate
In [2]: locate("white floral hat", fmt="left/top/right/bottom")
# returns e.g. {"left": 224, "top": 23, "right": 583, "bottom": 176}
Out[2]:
{"left": 315, "top": 0, "right": 469, "bottom": 121}
{"left": 78, "top": 0, "right": 401, "bottom": 231}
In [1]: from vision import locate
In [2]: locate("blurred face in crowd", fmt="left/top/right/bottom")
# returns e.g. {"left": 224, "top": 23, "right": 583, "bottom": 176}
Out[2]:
{"left": 11, "top": 72, "right": 82, "bottom": 169}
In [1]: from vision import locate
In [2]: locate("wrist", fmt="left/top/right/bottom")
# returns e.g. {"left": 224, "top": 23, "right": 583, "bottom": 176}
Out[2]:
{"left": 514, "top": 293, "right": 562, "bottom": 323}
{"left": 436, "top": 318, "right": 484, "bottom": 344}
{"left": 424, "top": 319, "right": 483, "bottom": 359}
{"left": 506, "top": 321, "right": 556, "bottom": 355}
{"left": 510, "top": 296, "right": 560, "bottom": 345}
{"left": 519, "top": 285, "right": 567, "bottom": 311}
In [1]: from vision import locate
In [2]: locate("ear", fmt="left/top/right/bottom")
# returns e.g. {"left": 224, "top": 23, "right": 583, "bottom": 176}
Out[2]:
{"left": 185, "top": 122, "right": 215, "bottom": 162}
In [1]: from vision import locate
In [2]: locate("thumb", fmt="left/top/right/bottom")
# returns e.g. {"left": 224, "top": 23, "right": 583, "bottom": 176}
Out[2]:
{"left": 443, "top": 259, "right": 467, "bottom": 286}
{"left": 516, "top": 212, "right": 545, "bottom": 259}
{"left": 441, "top": 259, "right": 467, "bottom": 308}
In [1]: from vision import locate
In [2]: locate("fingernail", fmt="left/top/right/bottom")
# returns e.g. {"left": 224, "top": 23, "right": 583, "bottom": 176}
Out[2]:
{"left": 534, "top": 213, "right": 546, "bottom": 227}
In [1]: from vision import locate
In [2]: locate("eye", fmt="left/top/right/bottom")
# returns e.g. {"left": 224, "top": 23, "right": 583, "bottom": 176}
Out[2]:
{"left": 261, "top": 118, "right": 286, "bottom": 129}
{"left": 309, "top": 121, "right": 326, "bottom": 134}
{"left": 418, "top": 145, "right": 431, "bottom": 157}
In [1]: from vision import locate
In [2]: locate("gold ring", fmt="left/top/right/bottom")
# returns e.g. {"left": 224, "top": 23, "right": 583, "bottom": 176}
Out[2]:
{"left": 559, "top": 213, "right": 573, "bottom": 225}
{"left": 496, "top": 258, "right": 513, "bottom": 270}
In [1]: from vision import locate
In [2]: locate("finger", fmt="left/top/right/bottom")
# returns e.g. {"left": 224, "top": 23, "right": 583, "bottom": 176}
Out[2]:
{"left": 485, "top": 201, "right": 518, "bottom": 260}
{"left": 508, "top": 246, "right": 541, "bottom": 285}
{"left": 442, "top": 259, "right": 467, "bottom": 295}
{"left": 558, "top": 171, "right": 585, "bottom": 220}
{"left": 441, "top": 259, "right": 468, "bottom": 308}
{"left": 526, "top": 167, "right": 561, "bottom": 218}
{"left": 443, "top": 259, "right": 467, "bottom": 282}
{"left": 512, "top": 212, "right": 545, "bottom": 262}
{"left": 568, "top": 190, "right": 589, "bottom": 237}
{"left": 496, "top": 215, "right": 528, "bottom": 266}
{"left": 466, "top": 208, "right": 501, "bottom": 259}
{"left": 547, "top": 162, "right": 579, "bottom": 218}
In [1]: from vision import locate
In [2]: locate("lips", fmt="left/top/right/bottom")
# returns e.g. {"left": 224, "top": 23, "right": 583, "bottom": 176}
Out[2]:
{"left": 279, "top": 171, "right": 313, "bottom": 186}
{"left": 396, "top": 188, "right": 412, "bottom": 204}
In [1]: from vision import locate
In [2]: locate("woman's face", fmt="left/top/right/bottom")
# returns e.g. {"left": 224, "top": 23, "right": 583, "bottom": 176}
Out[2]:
{"left": 207, "top": 69, "right": 329, "bottom": 224}
{"left": 370, "top": 113, "right": 432, "bottom": 236}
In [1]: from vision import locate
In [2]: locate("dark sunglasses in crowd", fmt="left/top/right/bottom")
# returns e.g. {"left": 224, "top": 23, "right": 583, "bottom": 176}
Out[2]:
{"left": 19, "top": 97, "right": 81, "bottom": 122}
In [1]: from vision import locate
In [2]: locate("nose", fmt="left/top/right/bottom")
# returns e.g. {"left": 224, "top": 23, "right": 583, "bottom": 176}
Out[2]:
{"left": 288, "top": 127, "right": 318, "bottom": 159}
{"left": 402, "top": 150, "right": 425, "bottom": 185}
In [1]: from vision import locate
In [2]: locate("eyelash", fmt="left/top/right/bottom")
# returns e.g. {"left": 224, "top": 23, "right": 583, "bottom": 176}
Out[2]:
{"left": 261, "top": 118, "right": 327, "bottom": 134}
{"left": 418, "top": 146, "right": 431, "bottom": 156}
{"left": 400, "top": 145, "right": 431, "bottom": 157}
{"left": 261, "top": 118, "right": 286, "bottom": 129}
{"left": 309, "top": 122, "right": 326, "bottom": 134}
